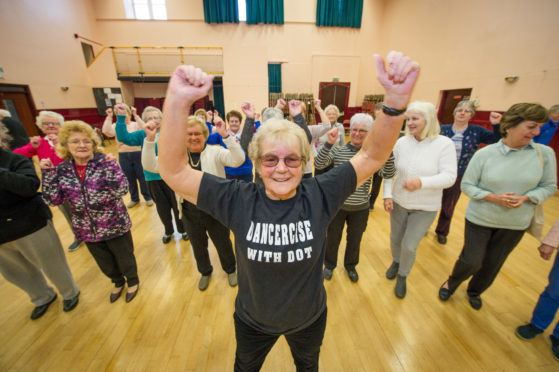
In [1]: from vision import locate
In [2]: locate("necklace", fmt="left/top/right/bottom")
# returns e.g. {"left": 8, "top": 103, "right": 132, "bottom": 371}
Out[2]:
{"left": 188, "top": 151, "right": 201, "bottom": 168}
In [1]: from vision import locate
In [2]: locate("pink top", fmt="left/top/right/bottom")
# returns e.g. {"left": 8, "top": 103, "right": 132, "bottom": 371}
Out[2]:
{"left": 13, "top": 137, "right": 65, "bottom": 166}
{"left": 542, "top": 218, "right": 559, "bottom": 249}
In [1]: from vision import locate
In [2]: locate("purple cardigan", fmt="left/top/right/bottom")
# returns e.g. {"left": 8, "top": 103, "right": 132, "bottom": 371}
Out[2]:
{"left": 41, "top": 153, "right": 131, "bottom": 242}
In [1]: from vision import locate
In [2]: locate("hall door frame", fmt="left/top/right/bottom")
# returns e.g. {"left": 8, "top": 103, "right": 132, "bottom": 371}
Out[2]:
{"left": 0, "top": 83, "right": 40, "bottom": 136}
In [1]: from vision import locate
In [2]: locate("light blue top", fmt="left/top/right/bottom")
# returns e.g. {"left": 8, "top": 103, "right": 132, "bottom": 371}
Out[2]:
{"left": 461, "top": 140, "right": 557, "bottom": 230}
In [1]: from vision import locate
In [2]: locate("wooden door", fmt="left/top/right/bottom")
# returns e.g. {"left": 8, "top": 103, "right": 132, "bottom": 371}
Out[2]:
{"left": 319, "top": 82, "right": 350, "bottom": 113}
{"left": 0, "top": 84, "right": 40, "bottom": 136}
{"left": 438, "top": 88, "right": 472, "bottom": 125}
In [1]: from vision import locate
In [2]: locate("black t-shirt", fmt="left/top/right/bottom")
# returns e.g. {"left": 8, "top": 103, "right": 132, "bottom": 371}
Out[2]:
{"left": 197, "top": 161, "right": 357, "bottom": 334}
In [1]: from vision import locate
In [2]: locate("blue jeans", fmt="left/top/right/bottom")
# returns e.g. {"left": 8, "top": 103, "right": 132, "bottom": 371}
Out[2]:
{"left": 118, "top": 152, "right": 151, "bottom": 202}
{"left": 531, "top": 253, "right": 559, "bottom": 338}
{"left": 234, "top": 308, "right": 327, "bottom": 372}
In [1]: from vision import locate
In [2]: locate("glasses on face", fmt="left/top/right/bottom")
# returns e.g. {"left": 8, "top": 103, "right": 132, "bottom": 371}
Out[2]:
{"left": 260, "top": 154, "right": 302, "bottom": 168}
{"left": 43, "top": 122, "right": 60, "bottom": 127}
{"left": 456, "top": 109, "right": 472, "bottom": 114}
{"left": 68, "top": 139, "right": 93, "bottom": 145}
{"left": 351, "top": 129, "right": 368, "bottom": 134}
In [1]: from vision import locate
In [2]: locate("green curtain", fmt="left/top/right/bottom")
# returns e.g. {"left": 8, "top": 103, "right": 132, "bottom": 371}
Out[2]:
{"left": 268, "top": 63, "right": 282, "bottom": 94}
{"left": 212, "top": 77, "right": 225, "bottom": 118}
{"left": 246, "top": 0, "right": 284, "bottom": 25}
{"left": 316, "top": 0, "right": 363, "bottom": 28}
{"left": 203, "top": 0, "right": 239, "bottom": 24}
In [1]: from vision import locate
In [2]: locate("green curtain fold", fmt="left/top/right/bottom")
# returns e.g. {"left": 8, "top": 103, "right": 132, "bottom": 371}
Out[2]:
{"left": 212, "top": 77, "right": 225, "bottom": 118}
{"left": 316, "top": 0, "right": 363, "bottom": 28}
{"left": 268, "top": 63, "right": 282, "bottom": 94}
{"left": 203, "top": 0, "right": 239, "bottom": 24}
{"left": 246, "top": 0, "right": 284, "bottom": 25}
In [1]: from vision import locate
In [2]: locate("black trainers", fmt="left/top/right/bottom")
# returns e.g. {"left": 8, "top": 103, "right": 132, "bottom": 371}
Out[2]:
{"left": 63, "top": 291, "right": 80, "bottom": 312}
{"left": 386, "top": 262, "right": 399, "bottom": 280}
{"left": 68, "top": 239, "right": 82, "bottom": 252}
{"left": 395, "top": 275, "right": 407, "bottom": 298}
{"left": 30, "top": 294, "right": 57, "bottom": 320}
{"left": 437, "top": 234, "right": 447, "bottom": 244}
{"left": 162, "top": 234, "right": 172, "bottom": 244}
{"left": 469, "top": 296, "right": 482, "bottom": 310}
{"left": 182, "top": 232, "right": 189, "bottom": 241}
{"left": 347, "top": 268, "right": 359, "bottom": 283}
{"left": 515, "top": 323, "right": 543, "bottom": 340}
{"left": 550, "top": 335, "right": 559, "bottom": 361}
{"left": 323, "top": 267, "right": 333, "bottom": 280}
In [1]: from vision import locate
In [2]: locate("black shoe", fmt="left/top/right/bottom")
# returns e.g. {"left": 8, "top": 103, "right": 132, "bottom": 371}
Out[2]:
{"left": 550, "top": 335, "right": 559, "bottom": 361}
{"left": 30, "top": 294, "right": 57, "bottom": 320}
{"left": 469, "top": 296, "right": 482, "bottom": 310}
{"left": 125, "top": 286, "right": 139, "bottom": 303}
{"left": 68, "top": 239, "right": 83, "bottom": 252}
{"left": 438, "top": 281, "right": 452, "bottom": 301}
{"left": 162, "top": 234, "right": 172, "bottom": 244}
{"left": 63, "top": 291, "right": 80, "bottom": 312}
{"left": 395, "top": 275, "right": 407, "bottom": 298}
{"left": 515, "top": 323, "right": 543, "bottom": 340}
{"left": 323, "top": 267, "right": 333, "bottom": 280}
{"left": 386, "top": 262, "right": 399, "bottom": 280}
{"left": 182, "top": 232, "right": 189, "bottom": 241}
{"left": 437, "top": 234, "right": 447, "bottom": 244}
{"left": 347, "top": 268, "right": 359, "bottom": 283}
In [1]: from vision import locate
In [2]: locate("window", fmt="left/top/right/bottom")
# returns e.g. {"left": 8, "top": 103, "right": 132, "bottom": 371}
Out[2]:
{"left": 238, "top": 0, "right": 246, "bottom": 21}
{"left": 81, "top": 42, "right": 95, "bottom": 66}
{"left": 124, "top": 0, "right": 167, "bottom": 20}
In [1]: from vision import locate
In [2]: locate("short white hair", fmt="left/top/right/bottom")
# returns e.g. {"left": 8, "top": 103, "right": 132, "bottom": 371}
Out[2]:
{"left": 0, "top": 109, "right": 11, "bottom": 118}
{"left": 36, "top": 111, "right": 65, "bottom": 130}
{"left": 262, "top": 107, "right": 284, "bottom": 123}
{"left": 350, "top": 113, "right": 373, "bottom": 131}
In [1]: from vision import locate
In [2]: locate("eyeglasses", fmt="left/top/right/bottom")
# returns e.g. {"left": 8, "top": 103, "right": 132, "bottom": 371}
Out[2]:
{"left": 456, "top": 109, "right": 472, "bottom": 114}
{"left": 68, "top": 139, "right": 93, "bottom": 145}
{"left": 351, "top": 129, "right": 368, "bottom": 134}
{"left": 260, "top": 154, "right": 302, "bottom": 168}
{"left": 43, "top": 122, "right": 60, "bottom": 127}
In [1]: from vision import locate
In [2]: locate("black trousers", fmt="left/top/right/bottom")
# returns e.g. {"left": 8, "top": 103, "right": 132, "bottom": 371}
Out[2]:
{"left": 147, "top": 180, "right": 185, "bottom": 236}
{"left": 447, "top": 219, "right": 525, "bottom": 297}
{"left": 233, "top": 308, "right": 327, "bottom": 372}
{"left": 369, "top": 171, "right": 383, "bottom": 208}
{"left": 324, "top": 208, "right": 369, "bottom": 270}
{"left": 181, "top": 201, "right": 236, "bottom": 276}
{"left": 86, "top": 231, "right": 139, "bottom": 287}
{"left": 435, "top": 174, "right": 464, "bottom": 237}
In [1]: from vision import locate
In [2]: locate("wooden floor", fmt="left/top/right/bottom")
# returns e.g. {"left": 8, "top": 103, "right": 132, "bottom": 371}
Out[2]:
{"left": 2, "top": 141, "right": 559, "bottom": 371}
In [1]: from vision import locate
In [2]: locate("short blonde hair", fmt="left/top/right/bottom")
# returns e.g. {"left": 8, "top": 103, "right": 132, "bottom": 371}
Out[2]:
{"left": 0, "top": 123, "right": 13, "bottom": 150}
{"left": 141, "top": 106, "right": 162, "bottom": 122}
{"left": 56, "top": 121, "right": 103, "bottom": 160}
{"left": 324, "top": 104, "right": 340, "bottom": 119}
{"left": 36, "top": 111, "right": 64, "bottom": 130}
{"left": 186, "top": 116, "right": 209, "bottom": 141}
{"left": 248, "top": 119, "right": 311, "bottom": 174}
{"left": 405, "top": 101, "right": 440, "bottom": 140}
{"left": 194, "top": 108, "right": 207, "bottom": 118}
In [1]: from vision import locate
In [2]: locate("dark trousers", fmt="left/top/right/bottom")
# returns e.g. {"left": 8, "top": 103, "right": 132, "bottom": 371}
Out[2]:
{"left": 233, "top": 308, "right": 327, "bottom": 372}
{"left": 325, "top": 208, "right": 369, "bottom": 270}
{"left": 447, "top": 219, "right": 525, "bottom": 297}
{"left": 531, "top": 253, "right": 559, "bottom": 338}
{"left": 227, "top": 173, "right": 253, "bottom": 182}
{"left": 369, "top": 171, "right": 382, "bottom": 209}
{"left": 147, "top": 180, "right": 185, "bottom": 236}
{"left": 119, "top": 151, "right": 151, "bottom": 202}
{"left": 435, "top": 174, "right": 464, "bottom": 237}
{"left": 86, "top": 231, "right": 139, "bottom": 287}
{"left": 181, "top": 202, "right": 236, "bottom": 276}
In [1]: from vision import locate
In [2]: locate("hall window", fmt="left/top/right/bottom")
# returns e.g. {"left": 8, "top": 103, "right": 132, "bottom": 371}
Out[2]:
{"left": 124, "top": 0, "right": 167, "bottom": 20}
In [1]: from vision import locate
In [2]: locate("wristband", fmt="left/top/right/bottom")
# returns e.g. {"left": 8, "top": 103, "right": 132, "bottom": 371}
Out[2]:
{"left": 382, "top": 104, "right": 406, "bottom": 116}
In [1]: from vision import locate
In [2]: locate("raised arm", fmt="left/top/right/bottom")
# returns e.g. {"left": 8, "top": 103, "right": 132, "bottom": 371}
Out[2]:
{"left": 349, "top": 51, "right": 420, "bottom": 187}
{"left": 131, "top": 107, "right": 146, "bottom": 129}
{"left": 102, "top": 108, "right": 115, "bottom": 137}
{"left": 289, "top": 100, "right": 312, "bottom": 143}
{"left": 159, "top": 66, "right": 213, "bottom": 204}
{"left": 240, "top": 102, "right": 256, "bottom": 152}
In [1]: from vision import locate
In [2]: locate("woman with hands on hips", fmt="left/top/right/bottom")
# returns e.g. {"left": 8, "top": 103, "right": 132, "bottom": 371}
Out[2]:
{"left": 383, "top": 101, "right": 457, "bottom": 299}
{"left": 439, "top": 103, "right": 557, "bottom": 310}
{"left": 158, "top": 51, "right": 419, "bottom": 371}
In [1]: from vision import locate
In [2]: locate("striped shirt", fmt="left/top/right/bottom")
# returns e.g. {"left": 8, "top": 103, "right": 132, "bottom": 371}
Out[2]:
{"left": 315, "top": 142, "right": 396, "bottom": 211}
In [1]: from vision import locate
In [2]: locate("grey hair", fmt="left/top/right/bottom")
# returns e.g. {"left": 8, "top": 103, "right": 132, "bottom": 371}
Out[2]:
{"left": 141, "top": 106, "right": 162, "bottom": 121}
{"left": 36, "top": 111, "right": 64, "bottom": 130}
{"left": 453, "top": 100, "right": 476, "bottom": 117}
{"left": 550, "top": 104, "right": 559, "bottom": 113}
{"left": 0, "top": 109, "right": 11, "bottom": 118}
{"left": 0, "top": 123, "right": 13, "bottom": 150}
{"left": 350, "top": 113, "right": 373, "bottom": 131}
{"left": 262, "top": 107, "right": 284, "bottom": 123}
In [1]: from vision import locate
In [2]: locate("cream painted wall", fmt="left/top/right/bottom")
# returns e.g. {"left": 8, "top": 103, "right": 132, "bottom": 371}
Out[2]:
{"left": 381, "top": 0, "right": 559, "bottom": 110}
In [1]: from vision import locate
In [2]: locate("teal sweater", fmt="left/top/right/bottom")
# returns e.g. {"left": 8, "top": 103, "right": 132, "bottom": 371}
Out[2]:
{"left": 115, "top": 115, "right": 161, "bottom": 181}
{"left": 461, "top": 140, "right": 556, "bottom": 230}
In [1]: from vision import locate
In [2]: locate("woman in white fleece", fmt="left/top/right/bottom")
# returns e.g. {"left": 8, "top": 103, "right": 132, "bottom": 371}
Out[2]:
{"left": 383, "top": 101, "right": 457, "bottom": 298}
